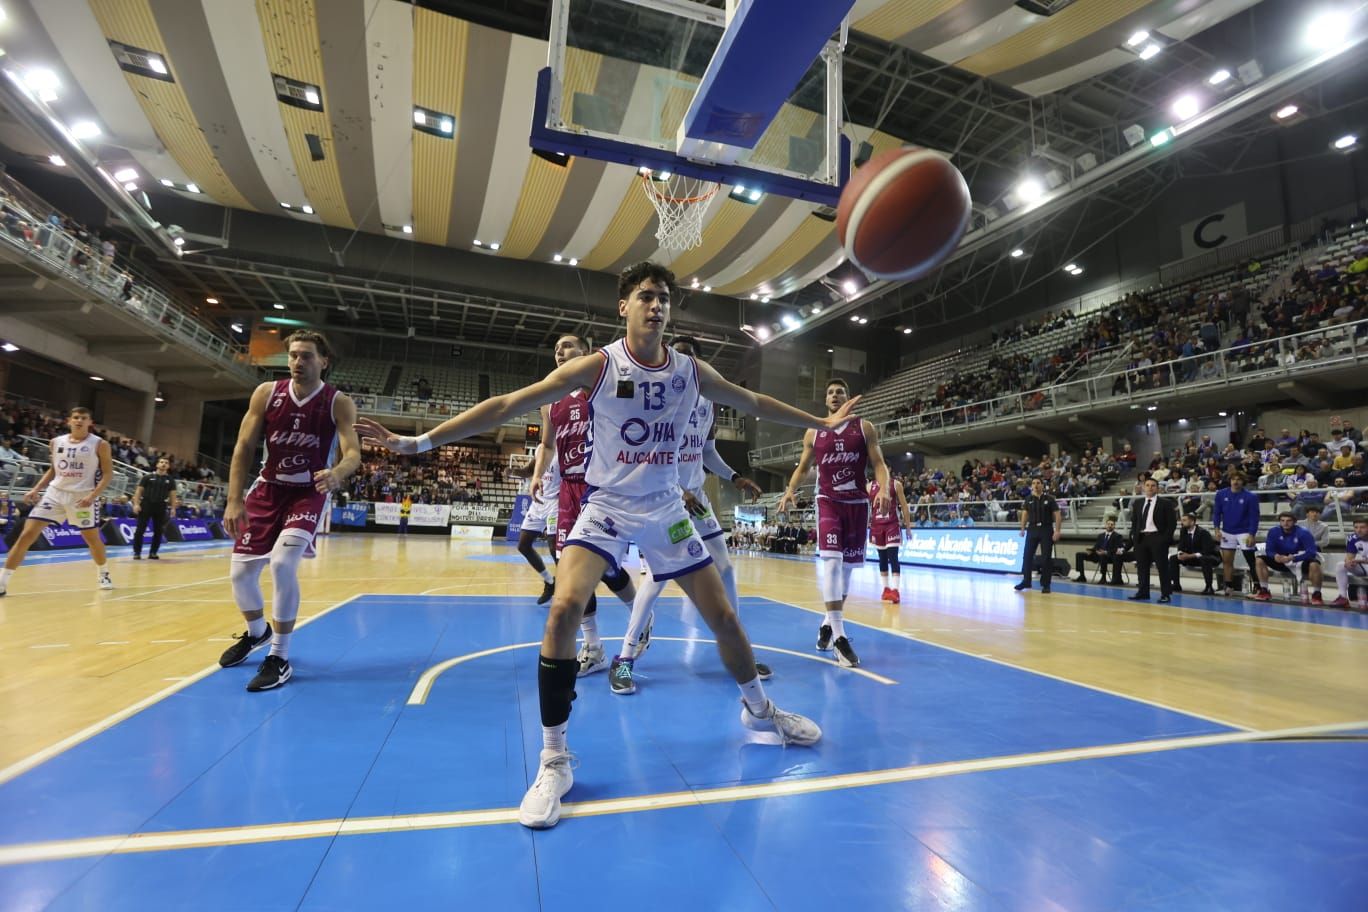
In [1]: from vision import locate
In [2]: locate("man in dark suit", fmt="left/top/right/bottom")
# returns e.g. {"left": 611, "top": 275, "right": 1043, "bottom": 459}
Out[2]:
{"left": 1168, "top": 513, "right": 1220, "bottom": 593}
{"left": 1129, "top": 477, "right": 1177, "bottom": 602}
{"left": 1072, "top": 517, "right": 1126, "bottom": 584}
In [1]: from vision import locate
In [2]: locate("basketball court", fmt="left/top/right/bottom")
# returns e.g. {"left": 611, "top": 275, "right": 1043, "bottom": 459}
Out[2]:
{"left": 1, "top": 535, "right": 1365, "bottom": 909}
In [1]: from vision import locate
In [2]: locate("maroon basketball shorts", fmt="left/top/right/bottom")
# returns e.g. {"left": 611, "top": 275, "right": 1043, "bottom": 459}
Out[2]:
{"left": 818, "top": 498, "right": 869, "bottom": 564}
{"left": 232, "top": 482, "right": 328, "bottom": 560}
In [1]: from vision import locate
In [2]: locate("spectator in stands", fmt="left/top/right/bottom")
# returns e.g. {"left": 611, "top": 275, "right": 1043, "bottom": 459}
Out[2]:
{"left": 1254, "top": 512, "right": 1324, "bottom": 604}
{"left": 1169, "top": 513, "right": 1219, "bottom": 594}
{"left": 1071, "top": 518, "right": 1126, "bottom": 584}
{"left": 1325, "top": 477, "right": 1358, "bottom": 521}
{"left": 1340, "top": 453, "right": 1367, "bottom": 487}
{"left": 1333, "top": 444, "right": 1356, "bottom": 471}
{"left": 1290, "top": 477, "right": 1323, "bottom": 520}
{"left": 1180, "top": 481, "right": 1209, "bottom": 520}
{"left": 1302, "top": 506, "right": 1330, "bottom": 551}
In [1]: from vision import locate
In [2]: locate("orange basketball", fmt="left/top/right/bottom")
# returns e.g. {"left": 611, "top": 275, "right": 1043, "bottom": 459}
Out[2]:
{"left": 836, "top": 148, "right": 972, "bottom": 282}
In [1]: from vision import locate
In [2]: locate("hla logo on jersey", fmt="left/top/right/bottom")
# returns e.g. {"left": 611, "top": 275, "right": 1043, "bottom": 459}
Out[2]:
{"left": 619, "top": 418, "right": 675, "bottom": 447}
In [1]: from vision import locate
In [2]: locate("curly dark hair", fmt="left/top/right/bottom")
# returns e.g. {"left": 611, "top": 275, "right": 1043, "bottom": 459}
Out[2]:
{"left": 617, "top": 261, "right": 678, "bottom": 302}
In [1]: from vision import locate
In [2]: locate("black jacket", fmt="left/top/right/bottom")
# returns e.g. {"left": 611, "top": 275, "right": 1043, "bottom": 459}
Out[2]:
{"left": 1129, "top": 495, "right": 1177, "bottom": 543}
{"left": 1175, "top": 525, "right": 1218, "bottom": 557}
{"left": 1090, "top": 530, "right": 1125, "bottom": 555}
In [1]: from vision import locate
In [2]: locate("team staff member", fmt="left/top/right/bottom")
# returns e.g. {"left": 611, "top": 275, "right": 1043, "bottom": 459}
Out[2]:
{"left": 1015, "top": 478, "right": 1061, "bottom": 593}
{"left": 1168, "top": 513, "right": 1219, "bottom": 594}
{"left": 131, "top": 457, "right": 179, "bottom": 560}
{"left": 1128, "top": 478, "right": 1177, "bottom": 603}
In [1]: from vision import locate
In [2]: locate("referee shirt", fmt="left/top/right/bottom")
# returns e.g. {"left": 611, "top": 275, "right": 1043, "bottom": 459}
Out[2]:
{"left": 137, "top": 473, "right": 177, "bottom": 509}
{"left": 1022, "top": 493, "right": 1059, "bottom": 531}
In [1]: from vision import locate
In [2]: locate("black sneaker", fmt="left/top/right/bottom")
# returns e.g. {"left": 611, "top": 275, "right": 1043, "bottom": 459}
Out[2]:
{"left": 755, "top": 662, "right": 773, "bottom": 680}
{"left": 246, "top": 655, "right": 292, "bottom": 691}
{"left": 148, "top": 554, "right": 160, "bottom": 560}
{"left": 1014, "top": 582, "right": 1030, "bottom": 591}
{"left": 833, "top": 636, "right": 860, "bottom": 668}
{"left": 219, "top": 624, "right": 272, "bottom": 668}
{"left": 816, "top": 624, "right": 833, "bottom": 651}
{"left": 537, "top": 580, "right": 554, "bottom": 605}
{"left": 132, "top": 553, "right": 142, "bottom": 560}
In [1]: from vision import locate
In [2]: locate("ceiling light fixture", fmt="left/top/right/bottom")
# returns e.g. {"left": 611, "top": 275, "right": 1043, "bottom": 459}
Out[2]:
{"left": 1126, "top": 30, "right": 1149, "bottom": 47}
{"left": 401, "top": 224, "right": 412, "bottom": 234}
{"left": 148, "top": 56, "right": 168, "bottom": 75}
{"left": 206, "top": 297, "right": 219, "bottom": 304}
{"left": 1016, "top": 177, "right": 1044, "bottom": 203}
{"left": 114, "top": 167, "right": 138, "bottom": 182}
{"left": 1208, "top": 69, "right": 1231, "bottom": 86}
{"left": 273, "top": 302, "right": 286, "bottom": 310}
{"left": 69, "top": 121, "right": 100, "bottom": 140}
{"left": 89, "top": 375, "right": 104, "bottom": 382}
{"left": 48, "top": 154, "right": 65, "bottom": 167}
{"left": 185, "top": 182, "right": 200, "bottom": 193}
{"left": 1275, "top": 104, "right": 1300, "bottom": 119}
{"left": 1010, "top": 248, "right": 1025, "bottom": 258}
{"left": 1138, "top": 43, "right": 1162, "bottom": 61}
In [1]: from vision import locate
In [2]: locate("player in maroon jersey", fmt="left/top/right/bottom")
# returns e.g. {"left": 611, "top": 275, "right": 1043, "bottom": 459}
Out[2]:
{"left": 777, "top": 377, "right": 892, "bottom": 667}
{"left": 530, "top": 332, "right": 637, "bottom": 676}
{"left": 216, "top": 331, "right": 362, "bottom": 691}
{"left": 868, "top": 476, "right": 912, "bottom": 603}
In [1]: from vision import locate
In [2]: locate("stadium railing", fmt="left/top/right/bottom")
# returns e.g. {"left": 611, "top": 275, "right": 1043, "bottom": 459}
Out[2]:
{"left": 751, "top": 318, "right": 1368, "bottom": 466}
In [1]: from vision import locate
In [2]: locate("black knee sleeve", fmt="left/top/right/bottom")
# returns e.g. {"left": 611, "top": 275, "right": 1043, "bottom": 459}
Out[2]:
{"left": 884, "top": 547, "right": 901, "bottom": 575}
{"left": 583, "top": 592, "right": 598, "bottom": 617}
{"left": 537, "top": 655, "right": 579, "bottom": 727}
{"left": 877, "top": 548, "right": 890, "bottom": 573}
{"left": 603, "top": 566, "right": 631, "bottom": 593}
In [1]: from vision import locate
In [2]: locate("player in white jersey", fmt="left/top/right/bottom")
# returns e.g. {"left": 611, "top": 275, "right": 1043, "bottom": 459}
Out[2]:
{"left": 357, "top": 261, "right": 858, "bottom": 830}
{"left": 612, "top": 335, "right": 766, "bottom": 695}
{"left": 515, "top": 455, "right": 559, "bottom": 604}
{"left": 0, "top": 406, "right": 114, "bottom": 595}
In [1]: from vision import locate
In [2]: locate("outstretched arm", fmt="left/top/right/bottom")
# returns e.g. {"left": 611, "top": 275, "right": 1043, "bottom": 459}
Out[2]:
{"left": 694, "top": 358, "right": 859, "bottom": 431}
{"left": 357, "top": 354, "right": 604, "bottom": 455}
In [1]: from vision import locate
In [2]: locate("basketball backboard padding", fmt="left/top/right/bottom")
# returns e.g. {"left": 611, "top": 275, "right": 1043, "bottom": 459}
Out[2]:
{"left": 678, "top": 0, "right": 855, "bottom": 152}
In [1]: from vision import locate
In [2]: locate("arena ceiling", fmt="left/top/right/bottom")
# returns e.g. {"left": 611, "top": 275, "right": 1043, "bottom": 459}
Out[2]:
{"left": 0, "top": 0, "right": 1347, "bottom": 362}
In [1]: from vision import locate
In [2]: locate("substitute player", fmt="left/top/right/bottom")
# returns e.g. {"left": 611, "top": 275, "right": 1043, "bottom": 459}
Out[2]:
{"left": 868, "top": 475, "right": 911, "bottom": 603}
{"left": 0, "top": 406, "right": 113, "bottom": 595}
{"left": 776, "top": 378, "right": 892, "bottom": 667}
{"left": 358, "top": 261, "right": 847, "bottom": 829}
{"left": 216, "top": 331, "right": 361, "bottom": 691}
{"left": 611, "top": 335, "right": 767, "bottom": 695}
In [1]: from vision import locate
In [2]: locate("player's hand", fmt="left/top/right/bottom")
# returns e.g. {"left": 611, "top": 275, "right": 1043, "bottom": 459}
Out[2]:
{"left": 223, "top": 498, "right": 245, "bottom": 537}
{"left": 733, "top": 476, "right": 762, "bottom": 501}
{"left": 131, "top": 503, "right": 140, "bottom": 515}
{"left": 354, "top": 418, "right": 416, "bottom": 454}
{"left": 682, "top": 490, "right": 707, "bottom": 517}
{"left": 874, "top": 490, "right": 892, "bottom": 515}
{"left": 76, "top": 495, "right": 95, "bottom": 508}
{"left": 775, "top": 491, "right": 795, "bottom": 513}
{"left": 1052, "top": 529, "right": 1061, "bottom": 543}
{"left": 313, "top": 468, "right": 343, "bottom": 493}
{"left": 530, "top": 478, "right": 542, "bottom": 501}
{"left": 1018, "top": 528, "right": 1025, "bottom": 537}
{"left": 23, "top": 489, "right": 40, "bottom": 505}
{"left": 821, "top": 395, "right": 861, "bottom": 428}
{"left": 1241, "top": 534, "right": 1253, "bottom": 548}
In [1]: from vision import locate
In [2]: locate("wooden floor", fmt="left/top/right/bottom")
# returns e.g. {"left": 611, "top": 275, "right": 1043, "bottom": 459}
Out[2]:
{"left": 3, "top": 533, "right": 1367, "bottom": 776}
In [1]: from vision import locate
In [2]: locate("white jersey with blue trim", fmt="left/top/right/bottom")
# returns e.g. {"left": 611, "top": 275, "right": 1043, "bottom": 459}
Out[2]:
{"left": 583, "top": 338, "right": 697, "bottom": 498}
{"left": 50, "top": 433, "right": 103, "bottom": 493}
{"left": 677, "top": 395, "right": 714, "bottom": 491}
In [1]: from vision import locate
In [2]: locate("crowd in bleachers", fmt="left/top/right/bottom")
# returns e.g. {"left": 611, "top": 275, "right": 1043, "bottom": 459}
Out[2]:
{"left": 348, "top": 443, "right": 512, "bottom": 506}
{"left": 881, "top": 227, "right": 1367, "bottom": 426}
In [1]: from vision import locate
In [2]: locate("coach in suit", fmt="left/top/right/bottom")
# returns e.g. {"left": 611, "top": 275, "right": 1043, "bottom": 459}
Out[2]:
{"left": 1168, "top": 513, "right": 1220, "bottom": 593}
{"left": 1072, "top": 518, "right": 1126, "bottom": 584}
{"left": 1128, "top": 477, "right": 1177, "bottom": 602}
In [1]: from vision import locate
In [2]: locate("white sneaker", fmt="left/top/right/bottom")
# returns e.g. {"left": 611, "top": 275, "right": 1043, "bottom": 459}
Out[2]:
{"left": 98, "top": 571, "right": 114, "bottom": 591}
{"left": 518, "top": 749, "right": 574, "bottom": 829}
{"left": 576, "top": 643, "right": 608, "bottom": 676}
{"left": 739, "top": 699, "right": 822, "bottom": 746}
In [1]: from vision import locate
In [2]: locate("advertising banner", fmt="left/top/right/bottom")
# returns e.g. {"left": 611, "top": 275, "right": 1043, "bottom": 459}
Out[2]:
{"left": 166, "top": 519, "right": 216, "bottom": 542}
{"left": 449, "top": 505, "right": 499, "bottom": 524}
{"left": 450, "top": 524, "right": 495, "bottom": 541}
{"left": 34, "top": 522, "right": 92, "bottom": 550}
{"left": 868, "top": 528, "right": 1023, "bottom": 574}
{"left": 374, "top": 502, "right": 451, "bottom": 526}
{"left": 506, "top": 494, "right": 531, "bottom": 541}
{"left": 331, "top": 503, "right": 369, "bottom": 527}
{"left": 105, "top": 519, "right": 155, "bottom": 546}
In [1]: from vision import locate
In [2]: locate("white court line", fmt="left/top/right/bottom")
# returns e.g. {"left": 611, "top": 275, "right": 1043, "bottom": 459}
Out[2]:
{"left": 96, "top": 641, "right": 129, "bottom": 646}
{"left": 418, "top": 582, "right": 498, "bottom": 595}
{"left": 757, "top": 597, "right": 1255, "bottom": 731}
{"left": 0, "top": 593, "right": 365, "bottom": 787}
{"left": 149, "top": 640, "right": 186, "bottom": 645}
{"left": 407, "top": 635, "right": 897, "bottom": 704}
{"left": 28, "top": 643, "right": 69, "bottom": 650}
{"left": 2, "top": 717, "right": 1363, "bottom": 867}
{"left": 104, "top": 575, "right": 229, "bottom": 603}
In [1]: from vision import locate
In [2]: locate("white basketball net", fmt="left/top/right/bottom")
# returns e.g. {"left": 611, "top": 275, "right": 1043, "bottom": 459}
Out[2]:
{"left": 639, "top": 172, "right": 719, "bottom": 250}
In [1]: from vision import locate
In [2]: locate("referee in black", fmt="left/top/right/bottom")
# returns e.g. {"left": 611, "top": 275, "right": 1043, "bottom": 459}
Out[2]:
{"left": 1015, "top": 477, "right": 1062, "bottom": 593}
{"left": 131, "top": 457, "right": 179, "bottom": 559}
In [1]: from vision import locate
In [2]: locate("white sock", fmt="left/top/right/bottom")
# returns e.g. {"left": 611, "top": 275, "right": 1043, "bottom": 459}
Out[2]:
{"left": 247, "top": 616, "right": 268, "bottom": 638}
{"left": 581, "top": 613, "right": 600, "bottom": 649}
{"left": 269, "top": 630, "right": 292, "bottom": 659}
{"left": 890, "top": 572, "right": 900, "bottom": 588}
{"left": 542, "top": 722, "right": 568, "bottom": 753}
{"left": 623, "top": 575, "right": 665, "bottom": 659}
{"left": 737, "top": 676, "right": 768, "bottom": 715}
{"left": 95, "top": 561, "right": 108, "bottom": 572}
{"left": 879, "top": 571, "right": 890, "bottom": 587}
{"left": 1, "top": 568, "right": 14, "bottom": 585}
{"left": 539, "top": 568, "right": 554, "bottom": 584}
{"left": 825, "top": 610, "right": 846, "bottom": 638}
